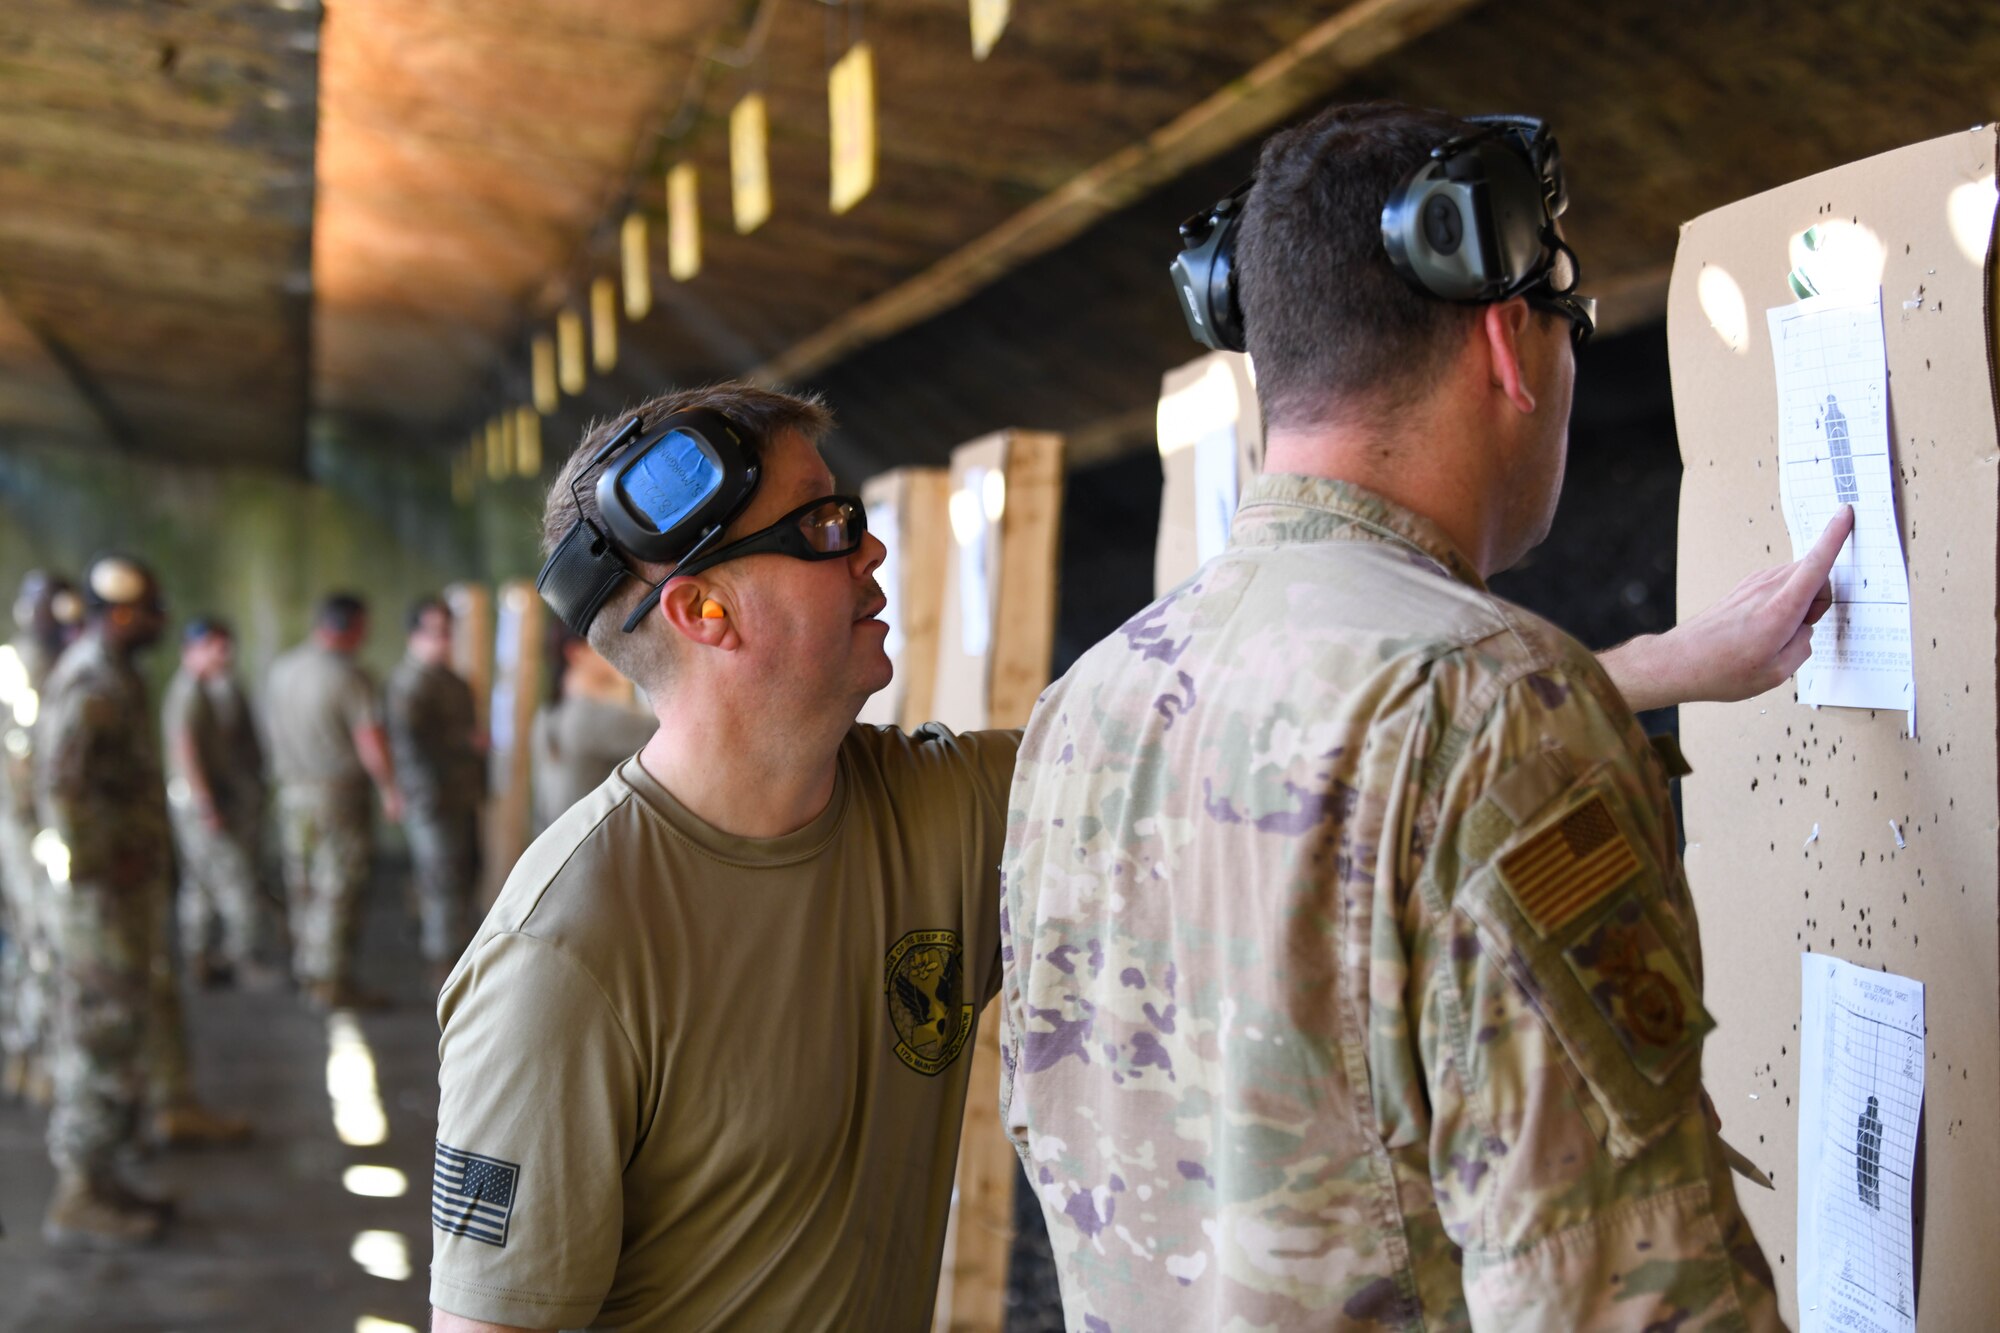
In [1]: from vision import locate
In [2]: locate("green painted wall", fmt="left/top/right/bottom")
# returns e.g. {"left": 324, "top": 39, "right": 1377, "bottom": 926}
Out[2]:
{"left": 0, "top": 432, "right": 552, "bottom": 695}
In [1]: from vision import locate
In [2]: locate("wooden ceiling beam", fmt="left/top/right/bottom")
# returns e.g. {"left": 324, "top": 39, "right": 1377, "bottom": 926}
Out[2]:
{"left": 750, "top": 0, "right": 1485, "bottom": 386}
{"left": 0, "top": 280, "right": 138, "bottom": 452}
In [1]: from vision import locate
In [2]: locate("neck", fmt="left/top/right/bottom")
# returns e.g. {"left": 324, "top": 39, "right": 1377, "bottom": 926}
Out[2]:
{"left": 637, "top": 678, "right": 849, "bottom": 839}
{"left": 1261, "top": 399, "right": 1502, "bottom": 578}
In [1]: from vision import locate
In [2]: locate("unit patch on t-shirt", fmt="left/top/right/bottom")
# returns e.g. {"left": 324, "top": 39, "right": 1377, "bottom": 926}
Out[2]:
{"left": 883, "top": 929, "right": 973, "bottom": 1076}
{"left": 433, "top": 1142, "right": 521, "bottom": 1247}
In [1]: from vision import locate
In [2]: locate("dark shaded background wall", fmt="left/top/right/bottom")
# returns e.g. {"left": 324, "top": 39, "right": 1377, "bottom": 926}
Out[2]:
{"left": 1047, "top": 323, "right": 1685, "bottom": 676}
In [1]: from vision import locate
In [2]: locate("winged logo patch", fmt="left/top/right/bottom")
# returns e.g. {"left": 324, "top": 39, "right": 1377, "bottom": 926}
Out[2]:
{"left": 884, "top": 928, "right": 973, "bottom": 1076}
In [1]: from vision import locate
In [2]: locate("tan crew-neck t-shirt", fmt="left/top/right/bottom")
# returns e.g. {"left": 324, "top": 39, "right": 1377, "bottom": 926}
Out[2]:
{"left": 430, "top": 723, "right": 1019, "bottom": 1332}
{"left": 265, "top": 641, "right": 377, "bottom": 786}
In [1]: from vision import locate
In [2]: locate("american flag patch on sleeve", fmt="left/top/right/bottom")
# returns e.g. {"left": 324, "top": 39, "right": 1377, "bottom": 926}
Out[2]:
{"left": 1496, "top": 794, "right": 1640, "bottom": 937}
{"left": 433, "top": 1142, "right": 520, "bottom": 1247}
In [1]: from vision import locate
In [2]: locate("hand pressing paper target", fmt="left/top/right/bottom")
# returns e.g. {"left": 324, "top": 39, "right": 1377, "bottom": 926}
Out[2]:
{"left": 1767, "top": 288, "right": 1916, "bottom": 724}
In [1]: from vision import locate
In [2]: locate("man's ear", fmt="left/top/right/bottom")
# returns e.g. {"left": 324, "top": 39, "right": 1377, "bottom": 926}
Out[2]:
{"left": 657, "top": 578, "right": 738, "bottom": 651}
{"left": 1480, "top": 298, "right": 1539, "bottom": 416}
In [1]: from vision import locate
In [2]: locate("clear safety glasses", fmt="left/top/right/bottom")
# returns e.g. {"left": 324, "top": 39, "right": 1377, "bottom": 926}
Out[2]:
{"left": 620, "top": 496, "right": 869, "bottom": 633}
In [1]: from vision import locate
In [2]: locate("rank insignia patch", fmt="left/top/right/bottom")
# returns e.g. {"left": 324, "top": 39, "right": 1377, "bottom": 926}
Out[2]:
{"left": 1497, "top": 793, "right": 1640, "bottom": 936}
{"left": 433, "top": 1142, "right": 520, "bottom": 1247}
{"left": 1563, "top": 894, "right": 1714, "bottom": 1085}
{"left": 884, "top": 929, "right": 973, "bottom": 1076}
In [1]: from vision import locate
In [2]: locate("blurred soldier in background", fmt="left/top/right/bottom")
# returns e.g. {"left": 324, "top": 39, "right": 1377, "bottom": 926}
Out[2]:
{"left": 267, "top": 593, "right": 402, "bottom": 1010}
{"left": 35, "top": 556, "right": 249, "bottom": 1249}
{"left": 386, "top": 596, "right": 484, "bottom": 991}
{"left": 0, "top": 570, "right": 80, "bottom": 1104}
{"left": 163, "top": 616, "right": 275, "bottom": 990}
{"left": 530, "top": 626, "right": 654, "bottom": 834}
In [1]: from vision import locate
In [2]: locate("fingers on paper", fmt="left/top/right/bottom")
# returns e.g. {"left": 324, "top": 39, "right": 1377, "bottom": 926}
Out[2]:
{"left": 1780, "top": 505, "right": 1855, "bottom": 616}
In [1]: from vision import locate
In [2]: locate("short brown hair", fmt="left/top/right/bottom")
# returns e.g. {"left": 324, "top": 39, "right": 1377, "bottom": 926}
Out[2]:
{"left": 540, "top": 382, "right": 835, "bottom": 685}
{"left": 1237, "top": 102, "right": 1484, "bottom": 432}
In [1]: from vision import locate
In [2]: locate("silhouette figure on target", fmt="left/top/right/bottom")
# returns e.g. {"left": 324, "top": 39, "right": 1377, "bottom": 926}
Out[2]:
{"left": 1823, "top": 394, "right": 1860, "bottom": 505}
{"left": 1856, "top": 1093, "right": 1883, "bottom": 1210}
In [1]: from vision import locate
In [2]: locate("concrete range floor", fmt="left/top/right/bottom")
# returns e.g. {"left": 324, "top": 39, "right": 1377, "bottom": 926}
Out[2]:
{"left": 0, "top": 870, "right": 1070, "bottom": 1333}
{"left": 0, "top": 876, "right": 440, "bottom": 1333}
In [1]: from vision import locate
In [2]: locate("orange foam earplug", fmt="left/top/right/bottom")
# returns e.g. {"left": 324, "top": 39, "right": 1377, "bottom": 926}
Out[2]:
{"left": 701, "top": 599, "right": 726, "bottom": 620}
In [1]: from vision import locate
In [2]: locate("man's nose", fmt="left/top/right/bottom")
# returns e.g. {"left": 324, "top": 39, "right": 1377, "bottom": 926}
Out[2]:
{"left": 852, "top": 532, "right": 887, "bottom": 580}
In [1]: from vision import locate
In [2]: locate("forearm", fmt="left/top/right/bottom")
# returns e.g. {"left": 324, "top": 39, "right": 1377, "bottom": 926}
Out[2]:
{"left": 354, "top": 722, "right": 399, "bottom": 796}
{"left": 1597, "top": 504, "right": 1855, "bottom": 718}
{"left": 1594, "top": 635, "right": 1676, "bottom": 714}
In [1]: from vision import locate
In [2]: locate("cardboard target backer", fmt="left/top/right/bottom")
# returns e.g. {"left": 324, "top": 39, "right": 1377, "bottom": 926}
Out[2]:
{"left": 931, "top": 430, "right": 1062, "bottom": 731}
{"left": 1668, "top": 125, "right": 1998, "bottom": 1326}
{"left": 1154, "top": 350, "right": 1262, "bottom": 597}
{"left": 857, "top": 467, "right": 951, "bottom": 730}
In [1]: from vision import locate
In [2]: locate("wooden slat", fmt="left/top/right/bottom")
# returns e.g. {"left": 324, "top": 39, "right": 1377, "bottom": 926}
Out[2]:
{"left": 897, "top": 469, "right": 954, "bottom": 732}
{"left": 856, "top": 467, "right": 951, "bottom": 729}
{"left": 987, "top": 432, "right": 1064, "bottom": 730}
{"left": 931, "top": 429, "right": 1064, "bottom": 1333}
{"left": 480, "top": 580, "right": 545, "bottom": 907}
{"left": 445, "top": 581, "right": 495, "bottom": 739}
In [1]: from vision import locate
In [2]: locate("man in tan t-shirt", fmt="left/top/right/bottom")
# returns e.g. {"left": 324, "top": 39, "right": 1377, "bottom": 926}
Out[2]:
{"left": 265, "top": 593, "right": 403, "bottom": 1009}
{"left": 431, "top": 385, "right": 1018, "bottom": 1332}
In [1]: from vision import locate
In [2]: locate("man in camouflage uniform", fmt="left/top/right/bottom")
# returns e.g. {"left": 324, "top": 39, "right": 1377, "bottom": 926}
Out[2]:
{"left": 385, "top": 596, "right": 484, "bottom": 991}
{"left": 1000, "top": 105, "right": 1847, "bottom": 1330}
{"left": 35, "top": 555, "right": 252, "bottom": 1247}
{"left": 163, "top": 616, "right": 274, "bottom": 988}
{"left": 0, "top": 570, "right": 80, "bottom": 1103}
{"left": 267, "top": 592, "right": 403, "bottom": 1009}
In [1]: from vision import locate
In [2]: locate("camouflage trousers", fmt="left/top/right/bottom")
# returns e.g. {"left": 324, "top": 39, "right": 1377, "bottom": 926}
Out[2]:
{"left": 279, "top": 782, "right": 372, "bottom": 987}
{"left": 170, "top": 800, "right": 267, "bottom": 970}
{"left": 0, "top": 806, "right": 54, "bottom": 1068}
{"left": 46, "top": 867, "right": 188, "bottom": 1172}
{"left": 405, "top": 802, "right": 480, "bottom": 964}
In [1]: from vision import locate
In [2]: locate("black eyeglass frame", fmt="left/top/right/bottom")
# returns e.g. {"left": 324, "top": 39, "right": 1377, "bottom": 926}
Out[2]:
{"left": 1527, "top": 280, "right": 1597, "bottom": 348}
{"left": 618, "top": 494, "right": 869, "bottom": 634}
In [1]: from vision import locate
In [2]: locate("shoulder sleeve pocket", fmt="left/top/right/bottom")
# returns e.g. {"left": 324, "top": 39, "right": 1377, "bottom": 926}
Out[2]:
{"left": 1454, "top": 766, "right": 1713, "bottom": 1162}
